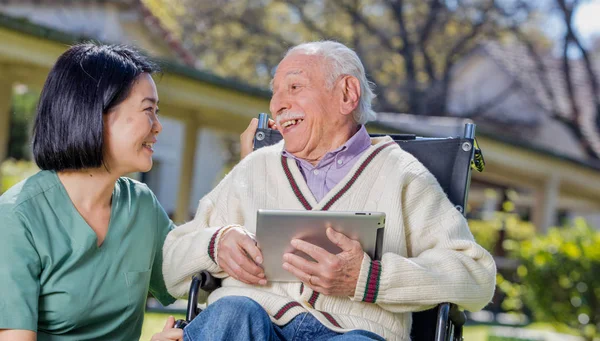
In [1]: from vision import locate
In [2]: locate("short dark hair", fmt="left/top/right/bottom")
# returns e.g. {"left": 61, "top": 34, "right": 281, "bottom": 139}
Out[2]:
{"left": 32, "top": 43, "right": 160, "bottom": 171}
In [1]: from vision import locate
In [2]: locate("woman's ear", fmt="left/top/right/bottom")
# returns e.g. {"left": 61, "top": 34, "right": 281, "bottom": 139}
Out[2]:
{"left": 339, "top": 75, "right": 361, "bottom": 117}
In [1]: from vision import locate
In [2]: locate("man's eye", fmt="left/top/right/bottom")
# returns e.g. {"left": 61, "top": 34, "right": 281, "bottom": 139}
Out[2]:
{"left": 291, "top": 84, "right": 300, "bottom": 90}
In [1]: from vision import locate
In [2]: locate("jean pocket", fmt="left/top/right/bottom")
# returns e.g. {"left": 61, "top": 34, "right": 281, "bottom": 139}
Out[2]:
{"left": 124, "top": 269, "right": 151, "bottom": 305}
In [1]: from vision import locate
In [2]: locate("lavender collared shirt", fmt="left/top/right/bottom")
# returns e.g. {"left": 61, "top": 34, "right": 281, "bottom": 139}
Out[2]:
{"left": 282, "top": 125, "right": 372, "bottom": 202}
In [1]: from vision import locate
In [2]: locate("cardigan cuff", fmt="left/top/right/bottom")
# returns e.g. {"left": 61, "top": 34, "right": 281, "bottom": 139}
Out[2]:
{"left": 208, "top": 224, "right": 240, "bottom": 265}
{"left": 352, "top": 253, "right": 382, "bottom": 303}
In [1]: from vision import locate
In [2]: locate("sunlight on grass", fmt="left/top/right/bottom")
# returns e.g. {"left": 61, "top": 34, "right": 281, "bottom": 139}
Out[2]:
{"left": 463, "top": 325, "right": 489, "bottom": 341}
{"left": 140, "top": 312, "right": 185, "bottom": 341}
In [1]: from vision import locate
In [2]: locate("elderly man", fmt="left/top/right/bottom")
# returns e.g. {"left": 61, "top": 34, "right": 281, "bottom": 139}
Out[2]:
{"left": 162, "top": 41, "right": 496, "bottom": 341}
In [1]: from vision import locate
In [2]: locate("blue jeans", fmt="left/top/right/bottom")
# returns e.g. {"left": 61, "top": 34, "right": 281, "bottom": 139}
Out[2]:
{"left": 183, "top": 296, "right": 385, "bottom": 341}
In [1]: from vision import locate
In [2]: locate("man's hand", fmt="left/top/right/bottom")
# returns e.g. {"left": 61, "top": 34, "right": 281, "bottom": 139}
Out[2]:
{"left": 150, "top": 316, "right": 183, "bottom": 341}
{"left": 282, "top": 227, "right": 365, "bottom": 296}
{"left": 218, "top": 227, "right": 267, "bottom": 285}
{"left": 240, "top": 117, "right": 277, "bottom": 160}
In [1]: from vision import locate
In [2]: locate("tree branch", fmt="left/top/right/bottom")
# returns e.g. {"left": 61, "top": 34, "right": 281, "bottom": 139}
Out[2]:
{"left": 464, "top": 79, "right": 521, "bottom": 118}
{"left": 388, "top": 0, "right": 420, "bottom": 113}
{"left": 336, "top": 2, "right": 396, "bottom": 52}
{"left": 510, "top": 26, "right": 561, "bottom": 117}
{"left": 419, "top": 0, "right": 444, "bottom": 82}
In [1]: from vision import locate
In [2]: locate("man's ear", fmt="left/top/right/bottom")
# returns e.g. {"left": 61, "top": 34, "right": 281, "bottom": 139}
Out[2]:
{"left": 339, "top": 75, "right": 361, "bottom": 117}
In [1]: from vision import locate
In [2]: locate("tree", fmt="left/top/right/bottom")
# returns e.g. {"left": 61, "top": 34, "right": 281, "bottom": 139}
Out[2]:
{"left": 153, "top": 0, "right": 528, "bottom": 116}
{"left": 504, "top": 0, "right": 600, "bottom": 159}
{"left": 145, "top": 0, "right": 600, "bottom": 159}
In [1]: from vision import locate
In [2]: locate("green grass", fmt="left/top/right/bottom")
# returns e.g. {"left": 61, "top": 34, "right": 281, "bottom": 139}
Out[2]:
{"left": 140, "top": 312, "right": 490, "bottom": 341}
{"left": 463, "top": 325, "right": 490, "bottom": 340}
{"left": 142, "top": 312, "right": 589, "bottom": 341}
{"left": 140, "top": 312, "right": 185, "bottom": 341}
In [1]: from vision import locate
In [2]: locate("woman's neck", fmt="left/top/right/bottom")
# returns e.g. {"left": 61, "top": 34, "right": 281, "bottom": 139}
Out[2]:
{"left": 57, "top": 168, "right": 119, "bottom": 212}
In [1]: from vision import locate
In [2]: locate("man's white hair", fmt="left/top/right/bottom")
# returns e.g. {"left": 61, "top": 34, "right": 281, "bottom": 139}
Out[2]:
{"left": 284, "top": 41, "right": 377, "bottom": 125}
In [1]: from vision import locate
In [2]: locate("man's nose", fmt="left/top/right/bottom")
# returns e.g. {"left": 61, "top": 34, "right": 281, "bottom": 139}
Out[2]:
{"left": 270, "top": 92, "right": 290, "bottom": 116}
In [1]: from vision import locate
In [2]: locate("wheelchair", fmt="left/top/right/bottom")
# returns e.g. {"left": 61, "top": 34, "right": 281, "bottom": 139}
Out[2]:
{"left": 175, "top": 122, "right": 485, "bottom": 341}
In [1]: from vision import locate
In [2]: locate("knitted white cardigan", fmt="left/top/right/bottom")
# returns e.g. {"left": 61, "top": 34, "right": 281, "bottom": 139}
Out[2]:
{"left": 163, "top": 136, "right": 496, "bottom": 341}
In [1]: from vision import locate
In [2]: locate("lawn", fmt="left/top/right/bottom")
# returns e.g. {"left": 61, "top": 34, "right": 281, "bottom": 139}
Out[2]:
{"left": 141, "top": 312, "right": 186, "bottom": 340}
{"left": 140, "top": 312, "right": 491, "bottom": 341}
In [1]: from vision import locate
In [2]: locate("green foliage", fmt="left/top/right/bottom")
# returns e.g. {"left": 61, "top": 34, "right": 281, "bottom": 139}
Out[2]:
{"left": 0, "top": 159, "right": 39, "bottom": 193}
{"left": 500, "top": 219, "right": 600, "bottom": 341}
{"left": 469, "top": 212, "right": 536, "bottom": 254}
{"left": 8, "top": 85, "right": 38, "bottom": 160}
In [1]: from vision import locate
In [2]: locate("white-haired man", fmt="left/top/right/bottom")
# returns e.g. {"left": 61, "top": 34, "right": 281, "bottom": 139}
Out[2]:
{"left": 163, "top": 41, "right": 496, "bottom": 341}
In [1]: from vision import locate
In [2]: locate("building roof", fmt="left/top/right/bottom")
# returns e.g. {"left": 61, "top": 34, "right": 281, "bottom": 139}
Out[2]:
{"left": 0, "top": 0, "right": 197, "bottom": 66}
{"left": 477, "top": 41, "right": 600, "bottom": 159}
{"left": 0, "top": 7, "right": 271, "bottom": 98}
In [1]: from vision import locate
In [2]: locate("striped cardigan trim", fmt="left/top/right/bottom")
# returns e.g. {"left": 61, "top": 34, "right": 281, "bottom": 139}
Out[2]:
{"left": 322, "top": 141, "right": 396, "bottom": 211}
{"left": 208, "top": 226, "right": 226, "bottom": 263}
{"left": 362, "top": 260, "right": 382, "bottom": 303}
{"left": 281, "top": 141, "right": 396, "bottom": 212}
{"left": 281, "top": 156, "right": 313, "bottom": 210}
{"left": 320, "top": 311, "right": 342, "bottom": 328}
{"left": 273, "top": 301, "right": 302, "bottom": 320}
{"left": 308, "top": 291, "right": 320, "bottom": 307}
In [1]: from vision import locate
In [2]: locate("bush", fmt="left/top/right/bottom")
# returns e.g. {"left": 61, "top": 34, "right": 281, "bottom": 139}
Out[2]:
{"left": 469, "top": 212, "right": 536, "bottom": 254}
{"left": 0, "top": 159, "right": 39, "bottom": 193}
{"left": 502, "top": 219, "right": 600, "bottom": 340}
{"left": 8, "top": 85, "right": 38, "bottom": 161}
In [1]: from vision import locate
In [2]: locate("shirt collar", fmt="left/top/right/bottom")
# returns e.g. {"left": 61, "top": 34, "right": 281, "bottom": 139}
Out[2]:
{"left": 282, "top": 125, "right": 371, "bottom": 168}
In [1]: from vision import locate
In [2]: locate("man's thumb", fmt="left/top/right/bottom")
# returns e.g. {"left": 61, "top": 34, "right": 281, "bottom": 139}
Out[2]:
{"left": 326, "top": 227, "right": 353, "bottom": 251}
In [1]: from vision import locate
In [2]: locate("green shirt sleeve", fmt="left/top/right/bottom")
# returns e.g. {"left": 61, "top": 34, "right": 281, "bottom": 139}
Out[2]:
{"left": 149, "top": 197, "right": 177, "bottom": 306}
{"left": 0, "top": 212, "right": 41, "bottom": 331}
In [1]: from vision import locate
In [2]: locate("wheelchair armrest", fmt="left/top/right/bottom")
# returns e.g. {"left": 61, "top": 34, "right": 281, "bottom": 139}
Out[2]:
{"left": 199, "top": 270, "right": 222, "bottom": 292}
{"left": 448, "top": 303, "right": 466, "bottom": 326}
{"left": 176, "top": 270, "right": 222, "bottom": 328}
{"left": 434, "top": 303, "right": 466, "bottom": 341}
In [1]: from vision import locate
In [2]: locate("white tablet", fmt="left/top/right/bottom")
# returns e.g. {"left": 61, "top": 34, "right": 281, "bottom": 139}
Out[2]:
{"left": 255, "top": 209, "right": 385, "bottom": 282}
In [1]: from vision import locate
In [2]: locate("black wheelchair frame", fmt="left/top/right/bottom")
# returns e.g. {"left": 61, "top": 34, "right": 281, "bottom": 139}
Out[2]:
{"left": 176, "top": 123, "right": 485, "bottom": 341}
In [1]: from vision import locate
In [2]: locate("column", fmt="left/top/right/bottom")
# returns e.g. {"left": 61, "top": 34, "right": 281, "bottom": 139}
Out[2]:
{"left": 174, "top": 118, "right": 199, "bottom": 223}
{"left": 533, "top": 173, "right": 560, "bottom": 233}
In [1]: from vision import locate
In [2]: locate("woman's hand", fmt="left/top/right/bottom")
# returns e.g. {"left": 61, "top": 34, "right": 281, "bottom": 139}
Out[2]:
{"left": 240, "top": 118, "right": 276, "bottom": 160}
{"left": 150, "top": 316, "right": 183, "bottom": 341}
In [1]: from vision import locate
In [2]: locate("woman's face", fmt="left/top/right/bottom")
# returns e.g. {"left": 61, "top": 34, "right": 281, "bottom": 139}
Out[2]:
{"left": 103, "top": 73, "right": 162, "bottom": 175}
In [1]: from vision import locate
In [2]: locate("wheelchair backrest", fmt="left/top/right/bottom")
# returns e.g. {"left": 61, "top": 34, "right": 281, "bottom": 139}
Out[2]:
{"left": 253, "top": 127, "right": 475, "bottom": 211}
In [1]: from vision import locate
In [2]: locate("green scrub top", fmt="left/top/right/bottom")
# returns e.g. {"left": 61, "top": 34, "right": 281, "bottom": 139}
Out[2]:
{"left": 0, "top": 170, "right": 176, "bottom": 340}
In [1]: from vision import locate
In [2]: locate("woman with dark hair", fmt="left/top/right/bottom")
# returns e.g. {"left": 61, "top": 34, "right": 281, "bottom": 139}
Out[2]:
{"left": 0, "top": 44, "right": 182, "bottom": 341}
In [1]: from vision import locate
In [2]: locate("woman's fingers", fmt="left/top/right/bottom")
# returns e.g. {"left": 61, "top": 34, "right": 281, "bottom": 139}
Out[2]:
{"left": 240, "top": 118, "right": 258, "bottom": 159}
{"left": 162, "top": 316, "right": 175, "bottom": 331}
{"left": 151, "top": 316, "right": 183, "bottom": 340}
